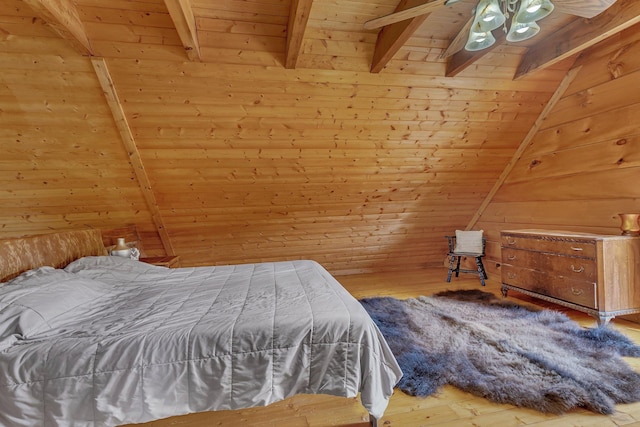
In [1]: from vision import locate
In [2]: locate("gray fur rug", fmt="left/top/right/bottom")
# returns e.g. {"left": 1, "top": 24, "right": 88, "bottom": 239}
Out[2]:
{"left": 360, "top": 290, "right": 640, "bottom": 414}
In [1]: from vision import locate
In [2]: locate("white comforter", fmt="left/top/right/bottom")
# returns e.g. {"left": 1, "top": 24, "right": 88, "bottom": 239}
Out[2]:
{"left": 0, "top": 257, "right": 401, "bottom": 426}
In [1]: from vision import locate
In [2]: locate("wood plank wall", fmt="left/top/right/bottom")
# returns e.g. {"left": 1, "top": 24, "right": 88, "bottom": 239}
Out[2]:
{"left": 3, "top": 0, "right": 631, "bottom": 276}
{"left": 69, "top": 0, "right": 567, "bottom": 275}
{"left": 476, "top": 25, "right": 640, "bottom": 277}
{"left": 0, "top": 1, "right": 163, "bottom": 254}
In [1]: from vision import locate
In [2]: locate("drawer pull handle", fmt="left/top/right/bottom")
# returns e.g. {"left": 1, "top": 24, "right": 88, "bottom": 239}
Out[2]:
{"left": 570, "top": 265, "right": 585, "bottom": 273}
{"left": 570, "top": 288, "right": 584, "bottom": 296}
{"left": 507, "top": 272, "right": 517, "bottom": 279}
{"left": 507, "top": 238, "right": 517, "bottom": 245}
{"left": 570, "top": 247, "right": 583, "bottom": 251}
{"left": 507, "top": 255, "right": 517, "bottom": 260}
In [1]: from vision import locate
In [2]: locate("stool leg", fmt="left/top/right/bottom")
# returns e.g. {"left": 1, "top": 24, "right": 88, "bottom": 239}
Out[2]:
{"left": 446, "top": 256, "right": 456, "bottom": 282}
{"left": 475, "top": 257, "right": 487, "bottom": 286}
{"left": 455, "top": 256, "right": 461, "bottom": 277}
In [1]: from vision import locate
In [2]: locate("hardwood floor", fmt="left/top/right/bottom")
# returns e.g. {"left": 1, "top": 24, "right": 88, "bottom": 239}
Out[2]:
{"left": 133, "top": 268, "right": 640, "bottom": 427}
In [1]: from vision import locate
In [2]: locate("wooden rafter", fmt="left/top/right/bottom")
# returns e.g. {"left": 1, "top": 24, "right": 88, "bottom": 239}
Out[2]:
{"left": 364, "top": 0, "right": 447, "bottom": 30}
{"left": 285, "top": 0, "right": 314, "bottom": 69}
{"left": 22, "top": 0, "right": 93, "bottom": 55}
{"left": 370, "top": 0, "right": 438, "bottom": 73}
{"left": 440, "top": 16, "right": 473, "bottom": 59}
{"left": 163, "top": 0, "right": 201, "bottom": 61}
{"left": 515, "top": 0, "right": 640, "bottom": 79}
{"left": 91, "top": 57, "right": 176, "bottom": 256}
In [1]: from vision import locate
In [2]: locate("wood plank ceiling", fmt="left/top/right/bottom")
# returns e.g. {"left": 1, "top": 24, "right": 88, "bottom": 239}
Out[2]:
{"left": 2, "top": 0, "right": 640, "bottom": 274}
{"left": 62, "top": 0, "right": 638, "bottom": 77}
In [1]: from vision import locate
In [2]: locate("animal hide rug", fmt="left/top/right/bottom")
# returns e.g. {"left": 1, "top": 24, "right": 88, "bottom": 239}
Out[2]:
{"left": 360, "top": 290, "right": 640, "bottom": 414}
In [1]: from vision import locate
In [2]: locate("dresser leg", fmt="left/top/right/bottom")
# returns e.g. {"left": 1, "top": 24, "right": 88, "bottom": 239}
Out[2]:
{"left": 597, "top": 315, "right": 614, "bottom": 326}
{"left": 501, "top": 285, "right": 508, "bottom": 298}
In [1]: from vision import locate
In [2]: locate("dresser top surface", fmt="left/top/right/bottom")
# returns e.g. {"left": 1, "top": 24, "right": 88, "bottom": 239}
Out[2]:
{"left": 501, "top": 229, "right": 638, "bottom": 241}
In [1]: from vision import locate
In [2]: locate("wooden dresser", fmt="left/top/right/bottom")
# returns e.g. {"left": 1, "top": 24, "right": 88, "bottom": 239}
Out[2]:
{"left": 500, "top": 229, "right": 640, "bottom": 325}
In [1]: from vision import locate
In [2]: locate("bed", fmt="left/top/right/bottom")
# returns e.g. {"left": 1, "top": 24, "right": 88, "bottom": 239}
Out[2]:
{"left": 0, "top": 229, "right": 402, "bottom": 426}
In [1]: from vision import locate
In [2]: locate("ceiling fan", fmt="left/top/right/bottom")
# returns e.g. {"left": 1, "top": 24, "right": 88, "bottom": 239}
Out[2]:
{"left": 364, "top": 0, "right": 618, "bottom": 54}
{"left": 444, "top": 0, "right": 617, "bottom": 18}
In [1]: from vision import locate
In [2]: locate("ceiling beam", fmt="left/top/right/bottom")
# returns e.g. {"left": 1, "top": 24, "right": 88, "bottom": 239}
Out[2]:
{"left": 370, "top": 0, "right": 437, "bottom": 73}
{"left": 515, "top": 0, "right": 640, "bottom": 80}
{"left": 285, "top": 0, "right": 314, "bottom": 69}
{"left": 22, "top": 0, "right": 93, "bottom": 55}
{"left": 445, "top": 29, "right": 506, "bottom": 77}
{"left": 364, "top": 0, "right": 447, "bottom": 30}
{"left": 163, "top": 0, "right": 201, "bottom": 61}
{"left": 440, "top": 16, "right": 473, "bottom": 59}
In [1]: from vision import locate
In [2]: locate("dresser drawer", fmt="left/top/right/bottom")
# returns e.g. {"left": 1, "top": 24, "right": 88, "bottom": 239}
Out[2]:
{"left": 501, "top": 265, "right": 597, "bottom": 309}
{"left": 501, "top": 248, "right": 596, "bottom": 281}
{"left": 501, "top": 234, "right": 596, "bottom": 258}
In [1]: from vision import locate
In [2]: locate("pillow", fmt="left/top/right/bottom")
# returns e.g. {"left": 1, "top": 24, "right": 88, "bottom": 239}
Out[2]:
{"left": 65, "top": 256, "right": 171, "bottom": 288}
{"left": 65, "top": 255, "right": 162, "bottom": 275}
{"left": 0, "top": 268, "right": 111, "bottom": 351}
{"left": 454, "top": 230, "right": 484, "bottom": 255}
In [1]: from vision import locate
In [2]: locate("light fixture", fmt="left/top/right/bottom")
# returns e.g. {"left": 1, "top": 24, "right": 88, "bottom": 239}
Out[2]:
{"left": 515, "top": 0, "right": 554, "bottom": 23}
{"left": 471, "top": 0, "right": 505, "bottom": 32}
{"left": 465, "top": 30, "right": 497, "bottom": 51}
{"left": 465, "top": 0, "right": 554, "bottom": 51}
{"left": 506, "top": 21, "right": 540, "bottom": 42}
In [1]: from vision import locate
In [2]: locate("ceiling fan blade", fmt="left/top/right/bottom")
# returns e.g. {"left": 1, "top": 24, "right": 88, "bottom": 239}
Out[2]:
{"left": 363, "top": 0, "right": 449, "bottom": 30}
{"left": 553, "top": 0, "right": 617, "bottom": 18}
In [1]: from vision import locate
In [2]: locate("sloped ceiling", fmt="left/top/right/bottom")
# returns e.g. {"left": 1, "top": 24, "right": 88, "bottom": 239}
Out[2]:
{"left": 41, "top": 0, "right": 640, "bottom": 76}
{"left": 2, "top": 0, "right": 640, "bottom": 274}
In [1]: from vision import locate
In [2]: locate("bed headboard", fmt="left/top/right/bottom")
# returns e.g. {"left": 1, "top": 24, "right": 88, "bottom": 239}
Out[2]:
{"left": 0, "top": 229, "right": 108, "bottom": 283}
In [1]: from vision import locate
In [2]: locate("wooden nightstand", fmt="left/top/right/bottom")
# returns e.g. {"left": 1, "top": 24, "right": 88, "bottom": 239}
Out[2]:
{"left": 140, "top": 255, "right": 181, "bottom": 268}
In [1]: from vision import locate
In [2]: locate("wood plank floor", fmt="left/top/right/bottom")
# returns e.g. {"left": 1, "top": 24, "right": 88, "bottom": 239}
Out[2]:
{"left": 132, "top": 268, "right": 640, "bottom": 427}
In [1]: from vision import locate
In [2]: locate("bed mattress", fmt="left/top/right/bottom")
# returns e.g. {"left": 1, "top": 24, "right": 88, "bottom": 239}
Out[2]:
{"left": 0, "top": 256, "right": 401, "bottom": 426}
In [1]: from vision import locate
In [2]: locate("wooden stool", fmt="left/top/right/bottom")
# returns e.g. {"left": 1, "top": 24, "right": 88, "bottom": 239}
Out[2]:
{"left": 445, "top": 234, "right": 487, "bottom": 286}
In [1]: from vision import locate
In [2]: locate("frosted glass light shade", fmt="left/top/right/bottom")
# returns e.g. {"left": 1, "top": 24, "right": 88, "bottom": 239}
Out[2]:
{"left": 506, "top": 20, "right": 540, "bottom": 42}
{"left": 465, "top": 0, "right": 553, "bottom": 51}
{"left": 515, "top": 0, "right": 554, "bottom": 23}
{"left": 471, "top": 0, "right": 506, "bottom": 32}
{"left": 465, "top": 30, "right": 497, "bottom": 51}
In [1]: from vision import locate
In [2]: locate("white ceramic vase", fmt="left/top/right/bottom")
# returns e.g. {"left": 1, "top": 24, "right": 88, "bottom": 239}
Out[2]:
{"left": 111, "top": 237, "right": 132, "bottom": 258}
